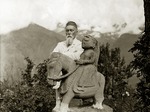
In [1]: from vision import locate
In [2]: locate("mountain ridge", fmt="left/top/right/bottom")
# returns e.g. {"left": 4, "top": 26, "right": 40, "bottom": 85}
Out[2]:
{"left": 1, "top": 23, "right": 65, "bottom": 82}
{"left": 1, "top": 23, "right": 140, "bottom": 86}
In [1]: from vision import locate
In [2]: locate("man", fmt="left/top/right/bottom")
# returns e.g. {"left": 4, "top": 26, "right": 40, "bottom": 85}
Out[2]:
{"left": 51, "top": 21, "right": 83, "bottom": 89}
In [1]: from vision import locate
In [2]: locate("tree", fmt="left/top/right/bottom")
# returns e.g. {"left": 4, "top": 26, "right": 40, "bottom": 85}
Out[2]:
{"left": 98, "top": 43, "right": 134, "bottom": 112}
{"left": 98, "top": 43, "right": 133, "bottom": 98}
{"left": 129, "top": 0, "right": 150, "bottom": 111}
{"left": 1, "top": 58, "right": 55, "bottom": 112}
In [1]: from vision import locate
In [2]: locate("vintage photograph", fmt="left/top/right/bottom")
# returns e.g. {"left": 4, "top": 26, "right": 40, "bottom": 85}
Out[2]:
{"left": 0, "top": 0, "right": 149, "bottom": 112}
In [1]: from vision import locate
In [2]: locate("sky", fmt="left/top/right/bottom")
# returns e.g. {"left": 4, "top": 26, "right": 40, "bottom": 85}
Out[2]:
{"left": 0, "top": 0, "right": 144, "bottom": 34}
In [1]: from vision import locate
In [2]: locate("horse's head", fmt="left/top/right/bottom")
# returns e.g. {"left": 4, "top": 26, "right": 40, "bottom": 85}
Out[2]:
{"left": 47, "top": 52, "right": 63, "bottom": 86}
{"left": 47, "top": 52, "right": 77, "bottom": 86}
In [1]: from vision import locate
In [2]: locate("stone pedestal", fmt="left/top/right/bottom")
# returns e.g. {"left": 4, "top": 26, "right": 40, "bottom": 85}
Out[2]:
{"left": 69, "top": 104, "right": 113, "bottom": 112}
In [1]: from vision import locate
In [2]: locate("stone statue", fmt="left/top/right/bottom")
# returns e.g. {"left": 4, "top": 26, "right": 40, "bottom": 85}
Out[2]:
{"left": 47, "top": 35, "right": 105, "bottom": 112}
{"left": 75, "top": 35, "right": 100, "bottom": 89}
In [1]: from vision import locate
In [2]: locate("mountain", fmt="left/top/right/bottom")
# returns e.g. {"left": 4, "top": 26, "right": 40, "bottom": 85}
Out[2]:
{"left": 112, "top": 33, "right": 141, "bottom": 87}
{"left": 1, "top": 23, "right": 65, "bottom": 83}
{"left": 57, "top": 29, "right": 118, "bottom": 46}
{"left": 56, "top": 28, "right": 141, "bottom": 64}
{"left": 112, "top": 33, "right": 141, "bottom": 64}
{"left": 1, "top": 23, "right": 141, "bottom": 87}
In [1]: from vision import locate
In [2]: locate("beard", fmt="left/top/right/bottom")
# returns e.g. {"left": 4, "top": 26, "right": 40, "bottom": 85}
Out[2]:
{"left": 66, "top": 35, "right": 74, "bottom": 47}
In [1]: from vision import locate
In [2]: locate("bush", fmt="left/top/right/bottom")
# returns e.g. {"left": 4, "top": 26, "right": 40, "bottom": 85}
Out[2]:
{"left": 98, "top": 43, "right": 135, "bottom": 111}
{"left": 0, "top": 57, "right": 55, "bottom": 112}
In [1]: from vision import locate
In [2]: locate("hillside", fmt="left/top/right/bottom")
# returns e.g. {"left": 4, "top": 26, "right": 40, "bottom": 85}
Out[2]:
{"left": 1, "top": 23, "right": 65, "bottom": 82}
{"left": 57, "top": 29, "right": 117, "bottom": 46}
{"left": 112, "top": 33, "right": 141, "bottom": 87}
{"left": 113, "top": 33, "right": 141, "bottom": 64}
{"left": 1, "top": 24, "right": 141, "bottom": 87}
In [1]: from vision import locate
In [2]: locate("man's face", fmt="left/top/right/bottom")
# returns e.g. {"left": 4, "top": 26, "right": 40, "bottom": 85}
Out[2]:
{"left": 65, "top": 25, "right": 77, "bottom": 46}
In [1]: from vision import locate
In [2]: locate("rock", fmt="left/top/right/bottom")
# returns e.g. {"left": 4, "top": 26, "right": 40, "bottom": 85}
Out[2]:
{"left": 69, "top": 104, "right": 113, "bottom": 112}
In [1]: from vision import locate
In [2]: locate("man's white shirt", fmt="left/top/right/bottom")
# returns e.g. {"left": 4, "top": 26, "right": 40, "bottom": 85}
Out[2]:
{"left": 52, "top": 38, "right": 83, "bottom": 60}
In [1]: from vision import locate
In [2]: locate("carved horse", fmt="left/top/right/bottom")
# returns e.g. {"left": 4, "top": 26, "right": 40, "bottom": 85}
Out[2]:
{"left": 47, "top": 52, "right": 105, "bottom": 112}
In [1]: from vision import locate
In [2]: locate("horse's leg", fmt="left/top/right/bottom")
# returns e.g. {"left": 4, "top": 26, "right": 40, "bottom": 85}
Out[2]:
{"left": 92, "top": 73, "right": 105, "bottom": 110}
{"left": 60, "top": 90, "right": 74, "bottom": 112}
{"left": 93, "top": 89, "right": 104, "bottom": 109}
{"left": 53, "top": 89, "right": 61, "bottom": 112}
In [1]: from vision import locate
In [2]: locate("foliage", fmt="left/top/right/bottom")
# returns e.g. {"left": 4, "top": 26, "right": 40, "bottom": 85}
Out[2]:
{"left": 98, "top": 43, "right": 133, "bottom": 98}
{"left": 0, "top": 57, "right": 55, "bottom": 112}
{"left": 129, "top": 1, "right": 150, "bottom": 111}
{"left": 98, "top": 43, "right": 134, "bottom": 111}
{"left": 130, "top": 32, "right": 150, "bottom": 112}
{"left": 104, "top": 86, "right": 136, "bottom": 112}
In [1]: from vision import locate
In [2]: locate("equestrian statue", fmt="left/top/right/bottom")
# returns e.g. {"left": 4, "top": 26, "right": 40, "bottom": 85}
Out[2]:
{"left": 47, "top": 35, "right": 105, "bottom": 112}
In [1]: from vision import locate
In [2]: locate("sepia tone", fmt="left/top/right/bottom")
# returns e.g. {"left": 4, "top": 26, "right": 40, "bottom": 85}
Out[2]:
{"left": 0, "top": 0, "right": 149, "bottom": 112}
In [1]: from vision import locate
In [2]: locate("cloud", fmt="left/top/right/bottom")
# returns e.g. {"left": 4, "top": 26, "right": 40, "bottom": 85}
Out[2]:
{"left": 0, "top": 0, "right": 33, "bottom": 34}
{"left": 0, "top": 0, "right": 144, "bottom": 34}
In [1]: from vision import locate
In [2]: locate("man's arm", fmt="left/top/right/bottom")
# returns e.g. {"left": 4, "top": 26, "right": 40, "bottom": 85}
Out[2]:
{"left": 49, "top": 43, "right": 61, "bottom": 59}
{"left": 52, "top": 43, "right": 61, "bottom": 53}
